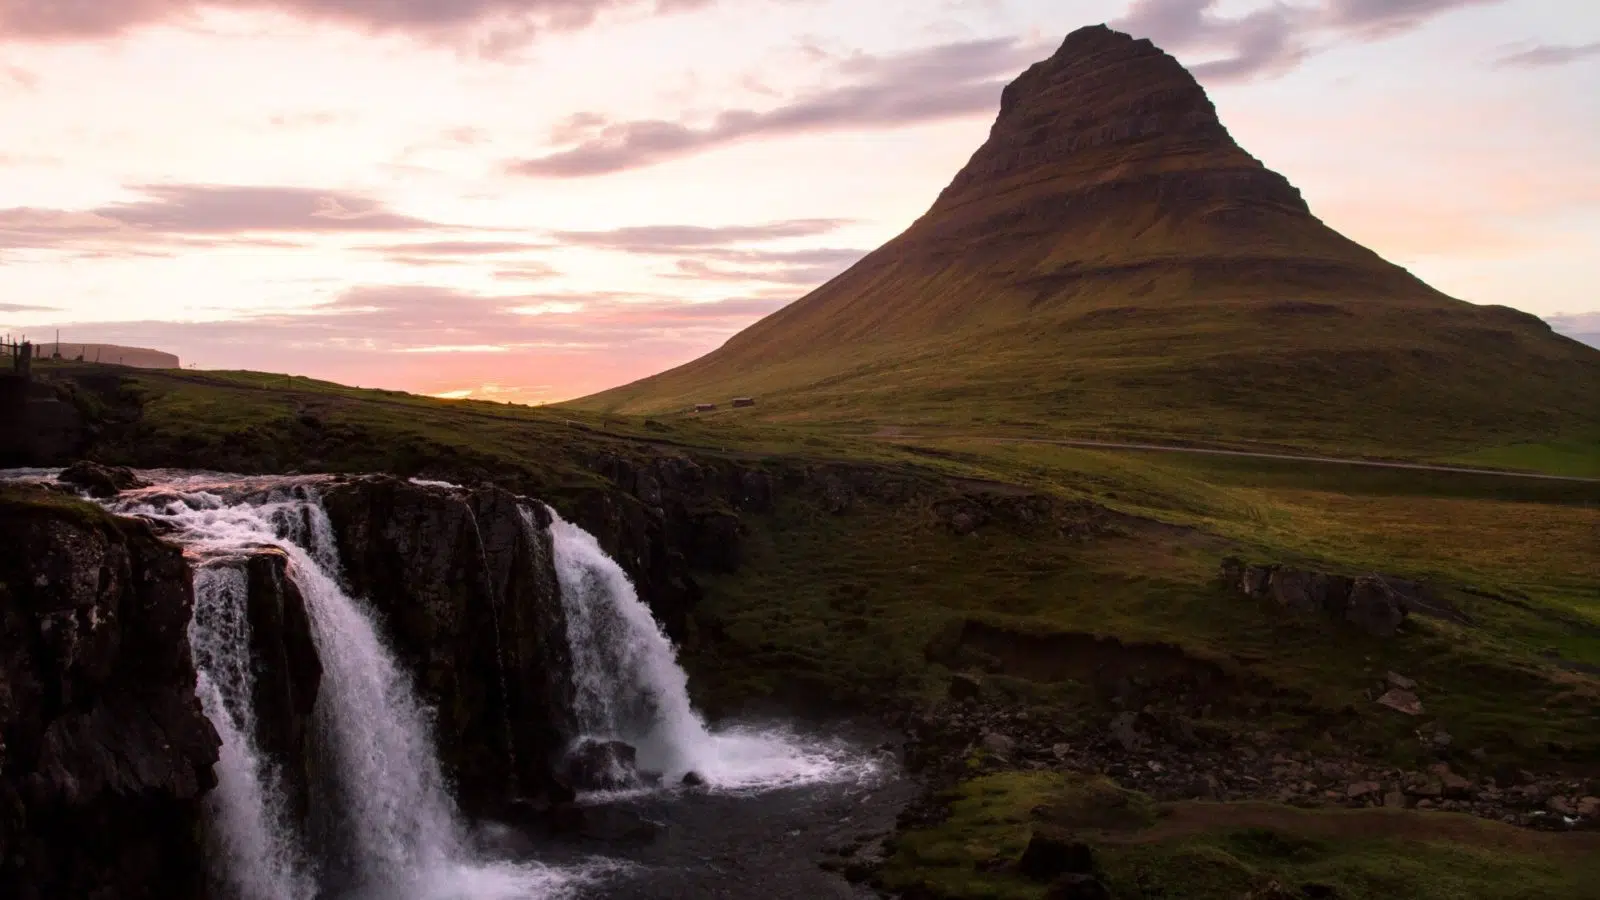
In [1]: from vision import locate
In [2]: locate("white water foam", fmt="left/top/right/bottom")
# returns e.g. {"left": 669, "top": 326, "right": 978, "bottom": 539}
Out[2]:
{"left": 102, "top": 476, "right": 586, "bottom": 900}
{"left": 543, "top": 506, "right": 882, "bottom": 793}
{"left": 190, "top": 565, "right": 317, "bottom": 900}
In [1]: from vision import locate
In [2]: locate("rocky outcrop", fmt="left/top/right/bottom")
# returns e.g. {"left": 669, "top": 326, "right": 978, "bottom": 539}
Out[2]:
{"left": 58, "top": 460, "right": 147, "bottom": 499}
{"left": 0, "top": 487, "right": 219, "bottom": 900}
{"left": 319, "top": 477, "right": 575, "bottom": 814}
{"left": 240, "top": 549, "right": 322, "bottom": 824}
{"left": 1220, "top": 558, "right": 1455, "bottom": 638}
{"left": 933, "top": 24, "right": 1309, "bottom": 224}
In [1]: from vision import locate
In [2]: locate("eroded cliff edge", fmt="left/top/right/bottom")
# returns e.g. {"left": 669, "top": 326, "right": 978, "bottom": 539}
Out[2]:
{"left": 0, "top": 487, "right": 220, "bottom": 900}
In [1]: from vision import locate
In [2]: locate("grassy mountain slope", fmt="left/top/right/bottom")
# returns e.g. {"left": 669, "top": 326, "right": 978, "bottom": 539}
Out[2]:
{"left": 573, "top": 26, "right": 1600, "bottom": 459}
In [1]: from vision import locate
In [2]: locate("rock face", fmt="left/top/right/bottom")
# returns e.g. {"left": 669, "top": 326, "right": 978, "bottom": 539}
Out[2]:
{"left": 320, "top": 477, "right": 576, "bottom": 813}
{"left": 231, "top": 549, "right": 322, "bottom": 825}
{"left": 0, "top": 489, "right": 219, "bottom": 900}
{"left": 1221, "top": 558, "right": 1448, "bottom": 637}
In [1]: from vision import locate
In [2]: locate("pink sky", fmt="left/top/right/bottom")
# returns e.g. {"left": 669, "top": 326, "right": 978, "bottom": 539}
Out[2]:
{"left": 1, "top": 0, "right": 1597, "bottom": 404}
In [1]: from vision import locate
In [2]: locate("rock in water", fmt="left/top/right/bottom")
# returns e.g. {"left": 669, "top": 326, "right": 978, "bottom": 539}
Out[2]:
{"left": 565, "top": 739, "right": 640, "bottom": 791}
{"left": 680, "top": 770, "right": 707, "bottom": 788}
{"left": 58, "top": 460, "right": 147, "bottom": 498}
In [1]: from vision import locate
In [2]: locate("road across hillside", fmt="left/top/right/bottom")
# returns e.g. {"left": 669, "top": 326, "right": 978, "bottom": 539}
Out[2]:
{"left": 909, "top": 435, "right": 1600, "bottom": 484}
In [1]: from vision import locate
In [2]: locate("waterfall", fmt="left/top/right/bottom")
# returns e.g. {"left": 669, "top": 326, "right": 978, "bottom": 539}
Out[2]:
{"left": 543, "top": 507, "right": 880, "bottom": 792}
{"left": 101, "top": 475, "right": 576, "bottom": 900}
{"left": 190, "top": 567, "right": 316, "bottom": 900}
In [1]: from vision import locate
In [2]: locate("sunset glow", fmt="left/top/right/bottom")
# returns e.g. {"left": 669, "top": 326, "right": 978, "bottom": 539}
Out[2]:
{"left": 2, "top": 0, "right": 1596, "bottom": 404}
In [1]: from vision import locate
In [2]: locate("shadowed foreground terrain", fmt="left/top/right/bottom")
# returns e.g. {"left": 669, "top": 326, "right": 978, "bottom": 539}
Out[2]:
{"left": 5, "top": 359, "right": 1597, "bottom": 896}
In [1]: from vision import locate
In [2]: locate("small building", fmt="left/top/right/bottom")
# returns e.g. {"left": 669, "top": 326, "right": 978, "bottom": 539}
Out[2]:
{"left": 694, "top": 403, "right": 716, "bottom": 413}
{"left": 731, "top": 397, "right": 756, "bottom": 408}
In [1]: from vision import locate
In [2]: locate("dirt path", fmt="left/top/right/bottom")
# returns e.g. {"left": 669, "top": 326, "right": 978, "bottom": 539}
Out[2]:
{"left": 897, "top": 434, "right": 1600, "bottom": 484}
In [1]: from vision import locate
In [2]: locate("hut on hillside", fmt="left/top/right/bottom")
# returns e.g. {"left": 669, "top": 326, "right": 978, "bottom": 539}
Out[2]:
{"left": 732, "top": 397, "right": 756, "bottom": 408}
{"left": 694, "top": 403, "right": 717, "bottom": 413}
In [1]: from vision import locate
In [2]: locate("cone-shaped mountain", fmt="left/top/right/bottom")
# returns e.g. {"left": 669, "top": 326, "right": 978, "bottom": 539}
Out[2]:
{"left": 574, "top": 25, "right": 1599, "bottom": 457}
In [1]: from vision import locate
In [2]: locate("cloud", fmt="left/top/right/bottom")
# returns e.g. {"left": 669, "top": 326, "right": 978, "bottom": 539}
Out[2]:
{"left": 1112, "top": 0, "right": 1504, "bottom": 82}
{"left": 0, "top": 184, "right": 467, "bottom": 254}
{"left": 1495, "top": 42, "right": 1600, "bottom": 68}
{"left": 552, "top": 218, "right": 849, "bottom": 250}
{"left": 509, "top": 37, "right": 1048, "bottom": 177}
{"left": 0, "top": 302, "right": 55, "bottom": 313}
{"left": 0, "top": 0, "right": 718, "bottom": 49}
{"left": 1547, "top": 312, "right": 1600, "bottom": 351}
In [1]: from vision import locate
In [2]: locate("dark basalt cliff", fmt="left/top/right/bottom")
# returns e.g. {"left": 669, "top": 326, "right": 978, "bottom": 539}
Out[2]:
{"left": 0, "top": 489, "right": 219, "bottom": 900}
{"left": 321, "top": 477, "right": 577, "bottom": 814}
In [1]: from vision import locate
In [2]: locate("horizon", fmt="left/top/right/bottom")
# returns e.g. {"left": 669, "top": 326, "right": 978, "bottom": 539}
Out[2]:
{"left": 2, "top": 0, "right": 1598, "bottom": 405}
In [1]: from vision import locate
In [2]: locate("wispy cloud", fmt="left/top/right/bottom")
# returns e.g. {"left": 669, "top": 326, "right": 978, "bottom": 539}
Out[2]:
{"left": 1495, "top": 41, "right": 1600, "bottom": 68}
{"left": 0, "top": 184, "right": 475, "bottom": 254}
{"left": 552, "top": 219, "right": 850, "bottom": 250}
{"left": 1112, "top": 0, "right": 1505, "bottom": 82}
{"left": 509, "top": 37, "right": 1049, "bottom": 177}
{"left": 0, "top": 0, "right": 720, "bottom": 52}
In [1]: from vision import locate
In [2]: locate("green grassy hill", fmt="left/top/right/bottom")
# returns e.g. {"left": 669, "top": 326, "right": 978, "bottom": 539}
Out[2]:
{"left": 572, "top": 26, "right": 1600, "bottom": 460}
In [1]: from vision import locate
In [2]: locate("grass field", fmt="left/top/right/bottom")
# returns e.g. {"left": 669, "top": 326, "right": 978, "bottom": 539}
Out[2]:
{"left": 882, "top": 772, "right": 1600, "bottom": 900}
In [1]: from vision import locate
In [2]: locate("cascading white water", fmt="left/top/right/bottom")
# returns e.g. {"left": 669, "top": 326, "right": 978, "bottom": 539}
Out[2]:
{"left": 189, "top": 565, "right": 317, "bottom": 900}
{"left": 543, "top": 507, "right": 881, "bottom": 792}
{"left": 99, "top": 475, "right": 581, "bottom": 900}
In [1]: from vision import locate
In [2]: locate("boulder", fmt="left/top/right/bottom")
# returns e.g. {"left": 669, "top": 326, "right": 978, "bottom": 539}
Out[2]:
{"left": 948, "top": 672, "right": 984, "bottom": 702}
{"left": 1019, "top": 827, "right": 1096, "bottom": 880}
{"left": 1385, "top": 671, "right": 1417, "bottom": 690}
{"left": 57, "top": 461, "right": 145, "bottom": 499}
{"left": 1376, "top": 689, "right": 1423, "bottom": 716}
{"left": 564, "top": 740, "right": 639, "bottom": 791}
{"left": 982, "top": 732, "right": 1018, "bottom": 760}
{"left": 680, "top": 770, "right": 707, "bottom": 788}
{"left": 1345, "top": 576, "right": 1407, "bottom": 637}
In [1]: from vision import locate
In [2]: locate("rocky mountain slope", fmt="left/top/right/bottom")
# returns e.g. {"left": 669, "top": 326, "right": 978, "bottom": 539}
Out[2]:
{"left": 575, "top": 25, "right": 1600, "bottom": 458}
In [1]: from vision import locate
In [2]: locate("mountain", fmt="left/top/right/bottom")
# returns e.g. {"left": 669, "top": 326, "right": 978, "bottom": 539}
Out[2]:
{"left": 574, "top": 24, "right": 1600, "bottom": 457}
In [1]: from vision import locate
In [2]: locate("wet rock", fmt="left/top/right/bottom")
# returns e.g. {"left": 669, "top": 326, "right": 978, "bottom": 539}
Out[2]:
{"left": 0, "top": 490, "right": 219, "bottom": 899}
{"left": 1019, "top": 827, "right": 1096, "bottom": 880}
{"left": 320, "top": 477, "right": 574, "bottom": 813}
{"left": 565, "top": 740, "right": 640, "bottom": 791}
{"left": 680, "top": 770, "right": 707, "bottom": 788}
{"left": 57, "top": 461, "right": 146, "bottom": 499}
{"left": 1377, "top": 689, "right": 1423, "bottom": 716}
{"left": 238, "top": 549, "right": 322, "bottom": 826}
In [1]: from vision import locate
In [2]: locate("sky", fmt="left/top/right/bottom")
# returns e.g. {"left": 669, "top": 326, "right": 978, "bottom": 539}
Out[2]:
{"left": 1, "top": 0, "right": 1597, "bottom": 404}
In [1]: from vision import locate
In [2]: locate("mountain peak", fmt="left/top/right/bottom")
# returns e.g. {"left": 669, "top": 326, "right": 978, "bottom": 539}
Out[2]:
{"left": 574, "top": 26, "right": 1599, "bottom": 456}
{"left": 937, "top": 24, "right": 1304, "bottom": 219}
